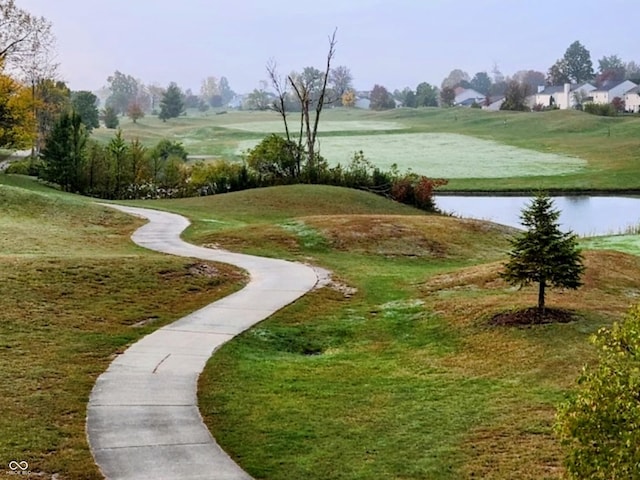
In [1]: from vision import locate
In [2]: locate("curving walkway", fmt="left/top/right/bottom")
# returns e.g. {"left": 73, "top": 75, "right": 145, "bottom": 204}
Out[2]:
{"left": 87, "top": 205, "right": 318, "bottom": 480}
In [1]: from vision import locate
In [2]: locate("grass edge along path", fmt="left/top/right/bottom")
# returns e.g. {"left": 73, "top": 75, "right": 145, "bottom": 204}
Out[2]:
{"left": 87, "top": 204, "right": 318, "bottom": 480}
{"left": 0, "top": 176, "right": 246, "bottom": 479}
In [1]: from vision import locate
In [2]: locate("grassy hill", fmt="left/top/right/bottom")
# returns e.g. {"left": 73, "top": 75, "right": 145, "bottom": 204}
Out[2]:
{"left": 92, "top": 107, "right": 640, "bottom": 191}
{"left": 119, "top": 182, "right": 639, "bottom": 479}
{"left": 3, "top": 175, "right": 640, "bottom": 478}
{"left": 0, "top": 176, "right": 244, "bottom": 479}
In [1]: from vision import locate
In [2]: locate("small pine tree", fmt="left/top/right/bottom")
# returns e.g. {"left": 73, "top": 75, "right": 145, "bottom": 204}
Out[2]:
{"left": 500, "top": 193, "right": 584, "bottom": 318}
{"left": 40, "top": 111, "right": 88, "bottom": 192}
{"left": 103, "top": 106, "right": 119, "bottom": 129}
{"left": 159, "top": 82, "right": 184, "bottom": 121}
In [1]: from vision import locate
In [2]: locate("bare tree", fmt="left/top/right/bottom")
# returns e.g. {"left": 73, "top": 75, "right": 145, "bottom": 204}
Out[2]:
{"left": 278, "top": 29, "right": 337, "bottom": 181}
{"left": 0, "top": 0, "right": 54, "bottom": 70}
{"left": 266, "top": 29, "right": 337, "bottom": 182}
{"left": 17, "top": 26, "right": 58, "bottom": 155}
{"left": 266, "top": 59, "right": 291, "bottom": 142}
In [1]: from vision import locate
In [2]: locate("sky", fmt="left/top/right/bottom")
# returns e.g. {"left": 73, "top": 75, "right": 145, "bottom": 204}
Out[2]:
{"left": 15, "top": 0, "right": 640, "bottom": 95}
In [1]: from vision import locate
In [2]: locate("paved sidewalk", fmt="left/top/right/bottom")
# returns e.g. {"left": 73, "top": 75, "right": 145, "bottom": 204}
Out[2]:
{"left": 87, "top": 205, "right": 318, "bottom": 480}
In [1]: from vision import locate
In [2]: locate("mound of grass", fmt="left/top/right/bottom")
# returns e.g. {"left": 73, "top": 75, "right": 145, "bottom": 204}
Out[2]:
{"left": 124, "top": 184, "right": 427, "bottom": 257}
{"left": 190, "top": 184, "right": 640, "bottom": 479}
{"left": 0, "top": 177, "right": 244, "bottom": 478}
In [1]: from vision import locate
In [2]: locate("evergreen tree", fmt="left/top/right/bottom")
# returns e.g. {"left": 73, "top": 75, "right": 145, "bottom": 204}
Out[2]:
{"left": 500, "top": 193, "right": 584, "bottom": 318}
{"left": 108, "top": 129, "right": 129, "bottom": 197}
{"left": 103, "top": 106, "right": 119, "bottom": 129}
{"left": 71, "top": 91, "right": 99, "bottom": 131}
{"left": 159, "top": 82, "right": 184, "bottom": 121}
{"left": 40, "top": 110, "right": 88, "bottom": 192}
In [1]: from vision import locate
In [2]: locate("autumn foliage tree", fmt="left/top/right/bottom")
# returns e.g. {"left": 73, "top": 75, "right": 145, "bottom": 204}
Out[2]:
{"left": 341, "top": 89, "right": 356, "bottom": 107}
{"left": 369, "top": 84, "right": 395, "bottom": 110}
{"left": 0, "top": 71, "right": 34, "bottom": 148}
{"left": 127, "top": 101, "right": 144, "bottom": 123}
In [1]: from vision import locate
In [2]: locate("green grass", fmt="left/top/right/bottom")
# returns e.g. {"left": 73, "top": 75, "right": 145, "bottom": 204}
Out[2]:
{"left": 3, "top": 175, "right": 640, "bottom": 478}
{"left": 145, "top": 185, "right": 640, "bottom": 479}
{"left": 580, "top": 234, "right": 640, "bottom": 256}
{"left": 0, "top": 175, "right": 245, "bottom": 479}
{"left": 92, "top": 107, "right": 640, "bottom": 191}
{"left": 237, "top": 132, "right": 586, "bottom": 179}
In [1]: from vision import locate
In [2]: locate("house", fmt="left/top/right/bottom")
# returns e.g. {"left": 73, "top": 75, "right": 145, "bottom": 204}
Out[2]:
{"left": 589, "top": 80, "right": 637, "bottom": 105}
{"left": 354, "top": 97, "right": 371, "bottom": 109}
{"left": 624, "top": 86, "right": 640, "bottom": 113}
{"left": 534, "top": 83, "right": 596, "bottom": 110}
{"left": 454, "top": 87, "right": 485, "bottom": 107}
{"left": 483, "top": 96, "right": 505, "bottom": 111}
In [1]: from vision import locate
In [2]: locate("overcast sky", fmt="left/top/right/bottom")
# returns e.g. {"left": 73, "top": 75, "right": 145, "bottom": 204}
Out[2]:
{"left": 16, "top": 0, "right": 639, "bottom": 94}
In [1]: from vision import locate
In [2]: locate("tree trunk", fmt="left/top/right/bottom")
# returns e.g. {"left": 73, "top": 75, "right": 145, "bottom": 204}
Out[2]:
{"left": 537, "top": 278, "right": 546, "bottom": 320}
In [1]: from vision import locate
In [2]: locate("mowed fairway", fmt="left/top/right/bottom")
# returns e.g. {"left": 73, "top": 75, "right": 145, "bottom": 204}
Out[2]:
{"left": 236, "top": 132, "right": 586, "bottom": 178}
{"left": 223, "top": 120, "right": 404, "bottom": 133}
{"left": 96, "top": 107, "right": 640, "bottom": 190}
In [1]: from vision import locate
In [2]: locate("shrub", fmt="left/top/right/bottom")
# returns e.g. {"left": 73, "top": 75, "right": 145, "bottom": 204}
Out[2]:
{"left": 556, "top": 305, "right": 640, "bottom": 479}
{"left": 583, "top": 102, "right": 617, "bottom": 117}
{"left": 5, "top": 156, "right": 42, "bottom": 176}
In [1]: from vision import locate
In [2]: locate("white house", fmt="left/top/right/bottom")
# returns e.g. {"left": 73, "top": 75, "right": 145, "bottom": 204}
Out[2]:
{"left": 535, "top": 83, "right": 596, "bottom": 110}
{"left": 454, "top": 87, "right": 485, "bottom": 107}
{"left": 355, "top": 97, "right": 371, "bottom": 109}
{"left": 624, "top": 86, "right": 640, "bottom": 113}
{"left": 589, "top": 80, "right": 637, "bottom": 105}
{"left": 483, "top": 96, "right": 505, "bottom": 111}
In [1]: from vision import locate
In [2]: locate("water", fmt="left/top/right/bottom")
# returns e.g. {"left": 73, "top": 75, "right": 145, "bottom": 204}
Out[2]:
{"left": 435, "top": 195, "right": 640, "bottom": 237}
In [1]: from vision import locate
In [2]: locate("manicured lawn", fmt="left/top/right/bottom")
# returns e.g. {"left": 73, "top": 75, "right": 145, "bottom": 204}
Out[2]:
{"left": 222, "top": 120, "right": 404, "bottom": 133}
{"left": 236, "top": 132, "right": 586, "bottom": 179}
{"left": 90, "top": 107, "right": 640, "bottom": 191}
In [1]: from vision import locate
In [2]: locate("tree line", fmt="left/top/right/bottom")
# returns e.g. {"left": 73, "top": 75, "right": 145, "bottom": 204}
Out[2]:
{"left": 11, "top": 113, "right": 446, "bottom": 213}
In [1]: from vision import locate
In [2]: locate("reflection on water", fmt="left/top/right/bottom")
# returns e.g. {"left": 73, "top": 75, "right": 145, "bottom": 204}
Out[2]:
{"left": 435, "top": 196, "right": 640, "bottom": 237}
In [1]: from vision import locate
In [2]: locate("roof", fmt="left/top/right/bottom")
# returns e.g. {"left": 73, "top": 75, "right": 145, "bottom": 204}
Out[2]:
{"left": 539, "top": 83, "right": 596, "bottom": 95}
{"left": 625, "top": 86, "right": 640, "bottom": 94}
{"left": 458, "top": 98, "right": 481, "bottom": 106}
{"left": 538, "top": 86, "right": 564, "bottom": 95}
{"left": 593, "top": 80, "right": 636, "bottom": 92}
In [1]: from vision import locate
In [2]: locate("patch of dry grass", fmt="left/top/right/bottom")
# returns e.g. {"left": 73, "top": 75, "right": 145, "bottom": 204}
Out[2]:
{"left": 302, "top": 215, "right": 515, "bottom": 260}
{"left": 417, "top": 249, "right": 640, "bottom": 477}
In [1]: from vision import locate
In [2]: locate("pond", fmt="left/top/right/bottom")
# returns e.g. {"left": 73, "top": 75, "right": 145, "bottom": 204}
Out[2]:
{"left": 435, "top": 195, "right": 640, "bottom": 237}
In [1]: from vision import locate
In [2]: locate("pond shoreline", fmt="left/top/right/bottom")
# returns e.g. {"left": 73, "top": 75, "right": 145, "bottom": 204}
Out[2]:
{"left": 437, "top": 189, "right": 640, "bottom": 197}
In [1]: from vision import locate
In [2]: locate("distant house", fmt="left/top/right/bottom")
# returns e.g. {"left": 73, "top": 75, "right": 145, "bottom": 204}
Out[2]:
{"left": 355, "top": 97, "right": 371, "bottom": 109}
{"left": 589, "top": 80, "right": 637, "bottom": 105}
{"left": 483, "top": 96, "right": 505, "bottom": 111}
{"left": 227, "top": 94, "right": 246, "bottom": 109}
{"left": 454, "top": 87, "right": 485, "bottom": 107}
{"left": 534, "top": 83, "right": 596, "bottom": 110}
{"left": 624, "top": 86, "right": 640, "bottom": 113}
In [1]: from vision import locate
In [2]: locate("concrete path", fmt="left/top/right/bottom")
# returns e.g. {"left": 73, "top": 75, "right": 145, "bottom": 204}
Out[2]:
{"left": 87, "top": 205, "right": 318, "bottom": 480}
